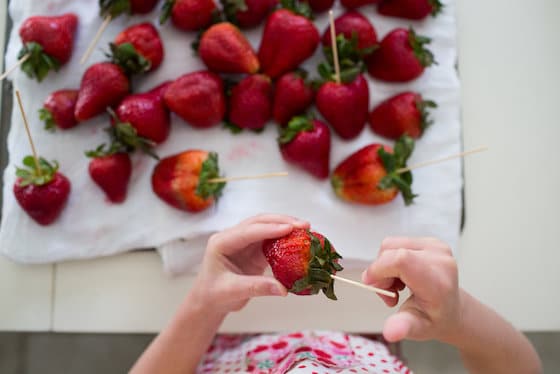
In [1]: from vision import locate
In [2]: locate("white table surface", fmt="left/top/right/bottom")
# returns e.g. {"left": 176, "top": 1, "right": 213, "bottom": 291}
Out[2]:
{"left": 1, "top": 0, "right": 560, "bottom": 333}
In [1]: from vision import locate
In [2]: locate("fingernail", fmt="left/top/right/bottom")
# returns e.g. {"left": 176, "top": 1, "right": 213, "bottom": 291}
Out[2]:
{"left": 361, "top": 270, "right": 368, "bottom": 283}
{"left": 277, "top": 223, "right": 291, "bottom": 230}
{"left": 270, "top": 284, "right": 285, "bottom": 296}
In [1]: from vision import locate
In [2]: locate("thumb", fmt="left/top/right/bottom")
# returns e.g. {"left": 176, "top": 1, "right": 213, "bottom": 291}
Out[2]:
{"left": 229, "top": 275, "right": 288, "bottom": 300}
{"left": 383, "top": 308, "right": 430, "bottom": 343}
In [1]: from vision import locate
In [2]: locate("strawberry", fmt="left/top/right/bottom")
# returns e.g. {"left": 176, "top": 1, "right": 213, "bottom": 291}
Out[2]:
{"left": 367, "top": 28, "right": 435, "bottom": 82}
{"left": 14, "top": 156, "right": 71, "bottom": 225}
{"left": 100, "top": 0, "right": 160, "bottom": 16}
{"left": 18, "top": 13, "right": 78, "bottom": 82}
{"left": 160, "top": 0, "right": 217, "bottom": 31}
{"left": 220, "top": 0, "right": 278, "bottom": 29}
{"left": 228, "top": 74, "right": 273, "bottom": 131}
{"left": 305, "top": 0, "right": 334, "bottom": 13}
{"left": 258, "top": 1, "right": 320, "bottom": 78}
{"left": 39, "top": 89, "right": 79, "bottom": 131}
{"left": 152, "top": 150, "right": 225, "bottom": 212}
{"left": 113, "top": 23, "right": 164, "bottom": 72}
{"left": 86, "top": 147, "right": 132, "bottom": 204}
{"left": 377, "top": 0, "right": 443, "bottom": 20}
{"left": 272, "top": 70, "right": 314, "bottom": 126}
{"left": 263, "top": 228, "right": 343, "bottom": 300}
{"left": 198, "top": 22, "right": 259, "bottom": 74}
{"left": 340, "top": 0, "right": 377, "bottom": 8}
{"left": 74, "top": 62, "right": 130, "bottom": 122}
{"left": 164, "top": 71, "right": 226, "bottom": 128}
{"left": 321, "top": 11, "right": 378, "bottom": 54}
{"left": 316, "top": 73, "right": 369, "bottom": 140}
{"left": 369, "top": 92, "right": 437, "bottom": 139}
{"left": 115, "top": 82, "right": 171, "bottom": 144}
{"left": 331, "top": 135, "right": 416, "bottom": 206}
{"left": 278, "top": 115, "right": 331, "bottom": 179}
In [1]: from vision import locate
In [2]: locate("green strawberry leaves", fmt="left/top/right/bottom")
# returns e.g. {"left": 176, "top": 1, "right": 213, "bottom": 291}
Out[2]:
{"left": 377, "top": 135, "right": 417, "bottom": 206}
{"left": 196, "top": 152, "right": 226, "bottom": 200}
{"left": 38, "top": 108, "right": 56, "bottom": 132}
{"left": 416, "top": 98, "right": 438, "bottom": 132}
{"left": 159, "top": 0, "right": 175, "bottom": 24}
{"left": 408, "top": 28, "right": 436, "bottom": 68}
{"left": 429, "top": 0, "right": 444, "bottom": 16}
{"left": 18, "top": 42, "right": 61, "bottom": 82}
{"left": 107, "top": 43, "right": 151, "bottom": 76}
{"left": 289, "top": 231, "right": 344, "bottom": 300}
{"left": 280, "top": 0, "right": 313, "bottom": 19}
{"left": 16, "top": 156, "right": 59, "bottom": 187}
{"left": 220, "top": 0, "right": 248, "bottom": 25}
{"left": 105, "top": 108, "right": 159, "bottom": 159}
{"left": 100, "top": 0, "right": 131, "bottom": 17}
{"left": 278, "top": 115, "right": 313, "bottom": 144}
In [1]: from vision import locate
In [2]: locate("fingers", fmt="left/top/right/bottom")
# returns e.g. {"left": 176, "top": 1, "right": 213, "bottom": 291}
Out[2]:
{"left": 243, "top": 214, "right": 310, "bottom": 229}
{"left": 226, "top": 275, "right": 288, "bottom": 300}
{"left": 210, "top": 222, "right": 295, "bottom": 256}
{"left": 379, "top": 237, "right": 452, "bottom": 256}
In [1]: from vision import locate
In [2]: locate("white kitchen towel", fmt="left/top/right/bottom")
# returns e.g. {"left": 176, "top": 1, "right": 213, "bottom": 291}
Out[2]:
{"left": 1, "top": 0, "right": 462, "bottom": 274}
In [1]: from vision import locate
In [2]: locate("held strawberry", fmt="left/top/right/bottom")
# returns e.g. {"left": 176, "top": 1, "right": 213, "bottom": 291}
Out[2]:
{"left": 39, "top": 89, "right": 79, "bottom": 131}
{"left": 113, "top": 22, "right": 164, "bottom": 71}
{"left": 263, "top": 229, "right": 343, "bottom": 300}
{"left": 331, "top": 135, "right": 417, "bottom": 206}
{"left": 258, "top": 0, "right": 320, "bottom": 78}
{"left": 340, "top": 0, "right": 377, "bottom": 9}
{"left": 367, "top": 27, "right": 435, "bottom": 82}
{"left": 377, "top": 0, "right": 443, "bottom": 20}
{"left": 220, "top": 0, "right": 278, "bottom": 29}
{"left": 228, "top": 74, "right": 273, "bottom": 131}
{"left": 369, "top": 92, "right": 437, "bottom": 139}
{"left": 18, "top": 13, "right": 78, "bottom": 82}
{"left": 86, "top": 146, "right": 132, "bottom": 203}
{"left": 151, "top": 150, "right": 226, "bottom": 212}
{"left": 100, "top": 0, "right": 160, "bottom": 16}
{"left": 160, "top": 0, "right": 217, "bottom": 31}
{"left": 164, "top": 71, "right": 226, "bottom": 128}
{"left": 278, "top": 115, "right": 331, "bottom": 179}
{"left": 198, "top": 22, "right": 259, "bottom": 74}
{"left": 14, "top": 156, "right": 71, "bottom": 225}
{"left": 272, "top": 70, "right": 314, "bottom": 126}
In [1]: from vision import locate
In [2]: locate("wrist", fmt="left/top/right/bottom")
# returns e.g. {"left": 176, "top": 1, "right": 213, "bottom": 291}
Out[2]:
{"left": 181, "top": 281, "right": 228, "bottom": 322}
{"left": 440, "top": 289, "right": 475, "bottom": 349}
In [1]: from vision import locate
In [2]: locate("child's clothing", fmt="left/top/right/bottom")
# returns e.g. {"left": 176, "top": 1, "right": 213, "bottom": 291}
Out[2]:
{"left": 198, "top": 331, "right": 411, "bottom": 373}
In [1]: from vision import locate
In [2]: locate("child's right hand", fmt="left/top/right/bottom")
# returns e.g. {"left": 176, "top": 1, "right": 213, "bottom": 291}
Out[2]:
{"left": 362, "top": 237, "right": 463, "bottom": 343}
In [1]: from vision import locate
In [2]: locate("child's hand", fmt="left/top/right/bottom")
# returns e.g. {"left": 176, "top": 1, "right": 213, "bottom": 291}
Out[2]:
{"left": 192, "top": 214, "right": 310, "bottom": 315}
{"left": 362, "top": 237, "right": 462, "bottom": 343}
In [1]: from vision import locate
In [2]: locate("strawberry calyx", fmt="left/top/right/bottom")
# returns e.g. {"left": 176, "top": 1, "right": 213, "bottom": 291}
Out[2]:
{"left": 408, "top": 28, "right": 436, "bottom": 68}
{"left": 38, "top": 108, "right": 57, "bottom": 132}
{"left": 429, "top": 0, "right": 444, "bottom": 16}
{"left": 290, "top": 231, "right": 343, "bottom": 300}
{"left": 220, "top": 0, "right": 248, "bottom": 25}
{"left": 15, "top": 156, "right": 59, "bottom": 187}
{"left": 377, "top": 135, "right": 417, "bottom": 205}
{"left": 416, "top": 97, "right": 437, "bottom": 132}
{"left": 106, "top": 108, "right": 159, "bottom": 159}
{"left": 317, "top": 35, "right": 369, "bottom": 85}
{"left": 280, "top": 0, "right": 313, "bottom": 19}
{"left": 196, "top": 152, "right": 226, "bottom": 200}
{"left": 159, "top": 0, "right": 176, "bottom": 24}
{"left": 18, "top": 42, "right": 61, "bottom": 82}
{"left": 278, "top": 115, "right": 314, "bottom": 144}
{"left": 107, "top": 43, "right": 151, "bottom": 76}
{"left": 85, "top": 142, "right": 125, "bottom": 159}
{"left": 100, "top": 0, "right": 131, "bottom": 18}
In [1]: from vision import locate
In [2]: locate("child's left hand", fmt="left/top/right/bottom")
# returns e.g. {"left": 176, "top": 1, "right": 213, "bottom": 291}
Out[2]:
{"left": 191, "top": 214, "right": 310, "bottom": 315}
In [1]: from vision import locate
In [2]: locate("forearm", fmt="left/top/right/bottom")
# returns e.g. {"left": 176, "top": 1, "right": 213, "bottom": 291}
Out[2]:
{"left": 446, "top": 290, "right": 541, "bottom": 374}
{"left": 130, "top": 288, "right": 225, "bottom": 374}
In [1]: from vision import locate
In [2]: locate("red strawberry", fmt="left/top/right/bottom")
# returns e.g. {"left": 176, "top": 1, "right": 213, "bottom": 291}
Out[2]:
{"left": 100, "top": 0, "right": 160, "bottom": 16}
{"left": 164, "top": 71, "right": 226, "bottom": 128}
{"left": 228, "top": 74, "right": 273, "bottom": 130}
{"left": 74, "top": 62, "right": 130, "bottom": 122}
{"left": 331, "top": 136, "right": 416, "bottom": 205}
{"left": 198, "top": 22, "right": 259, "bottom": 74}
{"left": 86, "top": 149, "right": 132, "bottom": 204}
{"left": 272, "top": 70, "right": 314, "bottom": 126}
{"left": 278, "top": 116, "right": 331, "bottom": 179}
{"left": 367, "top": 28, "right": 435, "bottom": 82}
{"left": 39, "top": 89, "right": 79, "bottom": 131}
{"left": 160, "top": 0, "right": 217, "bottom": 31}
{"left": 378, "top": 0, "right": 443, "bottom": 20}
{"left": 305, "top": 0, "right": 334, "bottom": 13}
{"left": 262, "top": 228, "right": 343, "bottom": 300}
{"left": 115, "top": 82, "right": 171, "bottom": 144}
{"left": 369, "top": 92, "right": 437, "bottom": 139}
{"left": 340, "top": 0, "right": 377, "bottom": 8}
{"left": 14, "top": 156, "right": 71, "bottom": 225}
{"left": 152, "top": 150, "right": 225, "bottom": 212}
{"left": 221, "top": 0, "right": 278, "bottom": 28}
{"left": 114, "top": 23, "right": 164, "bottom": 71}
{"left": 321, "top": 11, "right": 377, "bottom": 52}
{"left": 258, "top": 3, "right": 320, "bottom": 78}
{"left": 18, "top": 13, "right": 78, "bottom": 81}
{"left": 316, "top": 74, "right": 369, "bottom": 140}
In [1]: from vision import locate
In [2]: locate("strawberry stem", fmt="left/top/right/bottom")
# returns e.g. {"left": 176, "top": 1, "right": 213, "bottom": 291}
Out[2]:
{"left": 18, "top": 42, "right": 60, "bottom": 82}
{"left": 377, "top": 135, "right": 417, "bottom": 205}
{"left": 107, "top": 43, "right": 151, "bottom": 76}
{"left": 196, "top": 152, "right": 226, "bottom": 199}
{"left": 408, "top": 28, "right": 436, "bottom": 68}
{"left": 278, "top": 115, "right": 314, "bottom": 144}
{"left": 15, "top": 156, "right": 59, "bottom": 187}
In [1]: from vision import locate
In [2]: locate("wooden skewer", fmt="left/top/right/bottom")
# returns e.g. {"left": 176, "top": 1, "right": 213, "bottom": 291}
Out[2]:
{"left": 80, "top": 14, "right": 112, "bottom": 65}
{"left": 331, "top": 274, "right": 397, "bottom": 298}
{"left": 15, "top": 90, "right": 41, "bottom": 175}
{"left": 396, "top": 146, "right": 489, "bottom": 174}
{"left": 207, "top": 172, "right": 289, "bottom": 184}
{"left": 328, "top": 10, "right": 341, "bottom": 84}
{"left": 0, "top": 54, "right": 30, "bottom": 81}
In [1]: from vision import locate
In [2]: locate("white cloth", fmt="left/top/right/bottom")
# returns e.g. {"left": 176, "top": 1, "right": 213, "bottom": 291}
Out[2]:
{"left": 1, "top": 1, "right": 462, "bottom": 275}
